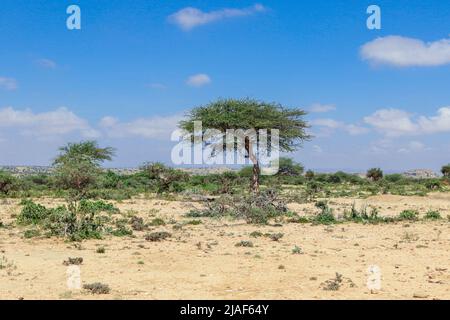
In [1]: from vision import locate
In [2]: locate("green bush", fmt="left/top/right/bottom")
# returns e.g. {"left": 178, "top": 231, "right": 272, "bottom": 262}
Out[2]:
{"left": 398, "top": 210, "right": 419, "bottom": 221}
{"left": 424, "top": 210, "right": 441, "bottom": 220}
{"left": 17, "top": 200, "right": 49, "bottom": 225}
{"left": 312, "top": 202, "right": 336, "bottom": 225}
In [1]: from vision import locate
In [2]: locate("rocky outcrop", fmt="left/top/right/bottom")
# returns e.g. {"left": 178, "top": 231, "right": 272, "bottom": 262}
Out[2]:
{"left": 402, "top": 169, "right": 439, "bottom": 179}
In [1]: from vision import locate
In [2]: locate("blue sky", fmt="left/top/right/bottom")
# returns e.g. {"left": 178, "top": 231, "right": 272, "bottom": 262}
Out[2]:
{"left": 0, "top": 0, "right": 449, "bottom": 171}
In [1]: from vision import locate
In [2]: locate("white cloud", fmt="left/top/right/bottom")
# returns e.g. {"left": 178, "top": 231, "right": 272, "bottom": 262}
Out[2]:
{"left": 146, "top": 83, "right": 167, "bottom": 90}
{"left": 0, "top": 107, "right": 98, "bottom": 138}
{"left": 311, "top": 118, "right": 369, "bottom": 136}
{"left": 186, "top": 73, "right": 211, "bottom": 87}
{"left": 99, "top": 114, "right": 183, "bottom": 140}
{"left": 0, "top": 77, "right": 18, "bottom": 91}
{"left": 398, "top": 141, "right": 426, "bottom": 154}
{"left": 361, "top": 35, "right": 450, "bottom": 67}
{"left": 168, "top": 4, "right": 266, "bottom": 31}
{"left": 418, "top": 107, "right": 450, "bottom": 134}
{"left": 364, "top": 107, "right": 450, "bottom": 136}
{"left": 309, "top": 103, "right": 336, "bottom": 113}
{"left": 36, "top": 58, "right": 57, "bottom": 69}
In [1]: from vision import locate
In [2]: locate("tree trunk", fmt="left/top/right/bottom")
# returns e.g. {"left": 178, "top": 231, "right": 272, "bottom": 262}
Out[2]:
{"left": 251, "top": 162, "right": 260, "bottom": 193}
{"left": 245, "top": 138, "right": 260, "bottom": 193}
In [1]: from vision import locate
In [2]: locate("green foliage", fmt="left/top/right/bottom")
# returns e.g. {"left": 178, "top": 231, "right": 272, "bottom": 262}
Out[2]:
{"left": 305, "top": 170, "right": 315, "bottom": 180}
{"left": 276, "top": 157, "right": 304, "bottom": 176}
{"left": 141, "top": 162, "right": 188, "bottom": 193}
{"left": 366, "top": 168, "right": 383, "bottom": 181}
{"left": 78, "top": 199, "right": 119, "bottom": 214}
{"left": 398, "top": 210, "right": 419, "bottom": 221}
{"left": 53, "top": 141, "right": 115, "bottom": 200}
{"left": 0, "top": 170, "right": 16, "bottom": 195}
{"left": 441, "top": 164, "right": 450, "bottom": 178}
{"left": 16, "top": 200, "right": 123, "bottom": 241}
{"left": 424, "top": 210, "right": 441, "bottom": 220}
{"left": 384, "top": 174, "right": 404, "bottom": 183}
{"left": 17, "top": 200, "right": 49, "bottom": 225}
{"left": 179, "top": 98, "right": 311, "bottom": 152}
{"left": 312, "top": 202, "right": 337, "bottom": 225}
{"left": 343, "top": 204, "right": 393, "bottom": 224}
{"left": 179, "top": 98, "right": 311, "bottom": 191}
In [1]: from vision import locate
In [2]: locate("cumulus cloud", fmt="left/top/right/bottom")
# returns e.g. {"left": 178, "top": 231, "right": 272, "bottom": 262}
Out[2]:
{"left": 364, "top": 107, "right": 450, "bottom": 136}
{"left": 0, "top": 107, "right": 98, "bottom": 138}
{"left": 186, "top": 73, "right": 211, "bottom": 87}
{"left": 309, "top": 103, "right": 336, "bottom": 113}
{"left": 36, "top": 58, "right": 57, "bottom": 69}
{"left": 0, "top": 77, "right": 18, "bottom": 91}
{"left": 361, "top": 35, "right": 450, "bottom": 67}
{"left": 99, "top": 114, "right": 183, "bottom": 140}
{"left": 168, "top": 4, "right": 266, "bottom": 31}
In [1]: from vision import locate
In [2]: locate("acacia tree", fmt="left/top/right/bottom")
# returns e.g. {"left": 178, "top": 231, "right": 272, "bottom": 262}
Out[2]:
{"left": 179, "top": 98, "right": 310, "bottom": 192}
{"left": 53, "top": 141, "right": 115, "bottom": 201}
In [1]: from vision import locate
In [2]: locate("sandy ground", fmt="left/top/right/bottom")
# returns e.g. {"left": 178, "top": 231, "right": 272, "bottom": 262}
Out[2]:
{"left": 0, "top": 193, "right": 449, "bottom": 300}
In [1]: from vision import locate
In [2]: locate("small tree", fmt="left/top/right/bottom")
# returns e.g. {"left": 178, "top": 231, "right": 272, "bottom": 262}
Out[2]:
{"left": 141, "top": 162, "right": 188, "bottom": 193}
{"left": 53, "top": 141, "right": 115, "bottom": 201}
{"left": 179, "top": 98, "right": 310, "bottom": 192}
{"left": 305, "top": 170, "right": 315, "bottom": 180}
{"left": 366, "top": 168, "right": 383, "bottom": 182}
{"left": 441, "top": 164, "right": 450, "bottom": 178}
{"left": 0, "top": 170, "right": 15, "bottom": 195}
{"left": 276, "top": 157, "right": 304, "bottom": 176}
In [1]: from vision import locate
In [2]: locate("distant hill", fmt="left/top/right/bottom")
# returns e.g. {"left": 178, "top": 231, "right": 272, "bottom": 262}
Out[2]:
{"left": 0, "top": 165, "right": 440, "bottom": 179}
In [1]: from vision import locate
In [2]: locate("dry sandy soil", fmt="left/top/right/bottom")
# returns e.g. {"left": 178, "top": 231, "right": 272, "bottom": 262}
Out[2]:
{"left": 0, "top": 193, "right": 449, "bottom": 300}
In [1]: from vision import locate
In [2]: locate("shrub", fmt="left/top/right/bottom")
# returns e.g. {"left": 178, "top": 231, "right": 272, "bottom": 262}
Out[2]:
{"left": 17, "top": 200, "right": 49, "bottom": 225}
{"left": 24, "top": 229, "right": 41, "bottom": 238}
{"left": 398, "top": 210, "right": 419, "bottom": 221}
{"left": 145, "top": 231, "right": 171, "bottom": 242}
{"left": 343, "top": 204, "right": 390, "bottom": 224}
{"left": 276, "top": 157, "right": 304, "bottom": 176}
{"left": 384, "top": 174, "right": 404, "bottom": 183}
{"left": 141, "top": 162, "right": 188, "bottom": 193}
{"left": 268, "top": 233, "right": 284, "bottom": 241}
{"left": 96, "top": 247, "right": 106, "bottom": 254}
{"left": 0, "top": 171, "right": 15, "bottom": 195}
{"left": 366, "top": 168, "right": 383, "bottom": 182}
{"left": 441, "top": 164, "right": 450, "bottom": 178}
{"left": 235, "top": 240, "right": 254, "bottom": 247}
{"left": 292, "top": 246, "right": 303, "bottom": 254}
{"left": 312, "top": 202, "right": 336, "bottom": 225}
{"left": 250, "top": 231, "right": 263, "bottom": 238}
{"left": 130, "top": 216, "right": 145, "bottom": 231}
{"left": 63, "top": 257, "right": 83, "bottom": 266}
{"left": 78, "top": 200, "right": 119, "bottom": 214}
{"left": 305, "top": 170, "right": 315, "bottom": 180}
{"left": 424, "top": 179, "right": 441, "bottom": 190}
{"left": 83, "top": 282, "right": 110, "bottom": 295}
{"left": 424, "top": 210, "right": 441, "bottom": 220}
{"left": 322, "top": 273, "right": 343, "bottom": 291}
{"left": 148, "top": 218, "right": 166, "bottom": 226}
